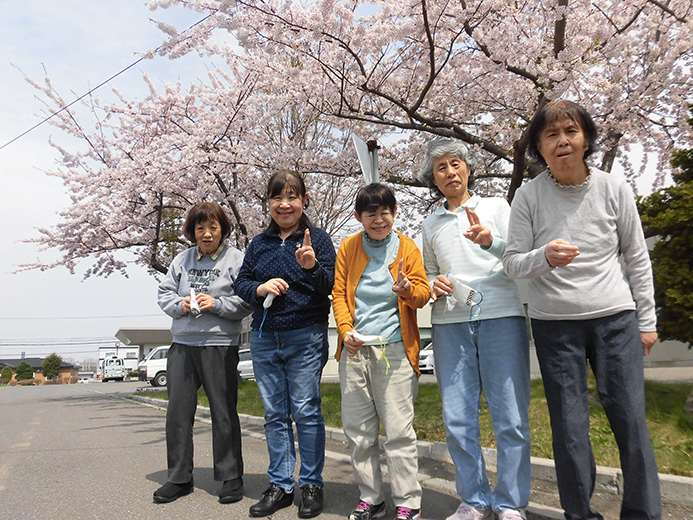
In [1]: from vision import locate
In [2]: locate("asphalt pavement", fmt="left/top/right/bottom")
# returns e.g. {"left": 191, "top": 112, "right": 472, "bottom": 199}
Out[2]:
{"left": 2, "top": 376, "right": 692, "bottom": 520}
{"left": 0, "top": 382, "right": 460, "bottom": 520}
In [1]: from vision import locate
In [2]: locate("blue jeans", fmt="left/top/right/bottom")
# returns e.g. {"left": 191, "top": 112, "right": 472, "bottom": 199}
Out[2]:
{"left": 433, "top": 317, "right": 531, "bottom": 513}
{"left": 250, "top": 323, "right": 329, "bottom": 491}
{"left": 532, "top": 311, "right": 661, "bottom": 520}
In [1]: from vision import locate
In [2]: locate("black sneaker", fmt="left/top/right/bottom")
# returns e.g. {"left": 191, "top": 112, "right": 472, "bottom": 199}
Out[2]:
{"left": 395, "top": 506, "right": 421, "bottom": 520}
{"left": 218, "top": 477, "right": 243, "bottom": 504}
{"left": 349, "top": 500, "right": 386, "bottom": 520}
{"left": 298, "top": 484, "right": 323, "bottom": 518}
{"left": 249, "top": 483, "right": 294, "bottom": 517}
{"left": 153, "top": 479, "right": 194, "bottom": 503}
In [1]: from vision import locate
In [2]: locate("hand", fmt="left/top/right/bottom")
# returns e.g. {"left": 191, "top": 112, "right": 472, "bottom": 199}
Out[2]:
{"left": 181, "top": 296, "right": 192, "bottom": 313}
{"left": 295, "top": 229, "right": 316, "bottom": 270}
{"left": 463, "top": 206, "right": 493, "bottom": 247}
{"left": 392, "top": 259, "right": 411, "bottom": 293}
{"left": 431, "top": 274, "right": 454, "bottom": 302}
{"left": 344, "top": 331, "right": 365, "bottom": 357}
{"left": 641, "top": 331, "right": 658, "bottom": 356}
{"left": 195, "top": 292, "right": 215, "bottom": 311}
{"left": 256, "top": 278, "right": 289, "bottom": 298}
{"left": 545, "top": 239, "right": 580, "bottom": 267}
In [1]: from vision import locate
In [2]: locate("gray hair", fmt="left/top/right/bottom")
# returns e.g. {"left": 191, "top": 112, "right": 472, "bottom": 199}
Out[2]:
{"left": 418, "top": 138, "right": 477, "bottom": 196}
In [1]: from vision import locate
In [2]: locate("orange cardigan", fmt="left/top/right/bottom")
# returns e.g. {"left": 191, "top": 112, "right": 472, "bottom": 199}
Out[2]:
{"left": 332, "top": 231, "right": 431, "bottom": 376}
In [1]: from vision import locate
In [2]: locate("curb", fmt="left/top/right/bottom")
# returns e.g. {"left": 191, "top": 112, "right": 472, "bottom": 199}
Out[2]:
{"left": 130, "top": 395, "right": 693, "bottom": 510}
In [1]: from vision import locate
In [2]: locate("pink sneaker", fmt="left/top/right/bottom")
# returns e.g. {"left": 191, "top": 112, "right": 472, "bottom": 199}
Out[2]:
{"left": 349, "top": 500, "right": 386, "bottom": 520}
{"left": 498, "top": 510, "right": 526, "bottom": 520}
{"left": 445, "top": 503, "right": 492, "bottom": 520}
{"left": 395, "top": 506, "right": 421, "bottom": 520}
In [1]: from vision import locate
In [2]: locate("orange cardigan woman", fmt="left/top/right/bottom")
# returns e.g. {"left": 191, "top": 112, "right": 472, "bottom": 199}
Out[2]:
{"left": 332, "top": 183, "right": 430, "bottom": 520}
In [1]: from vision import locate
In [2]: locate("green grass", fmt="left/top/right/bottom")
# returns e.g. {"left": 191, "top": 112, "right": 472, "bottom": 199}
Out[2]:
{"left": 135, "top": 376, "right": 693, "bottom": 477}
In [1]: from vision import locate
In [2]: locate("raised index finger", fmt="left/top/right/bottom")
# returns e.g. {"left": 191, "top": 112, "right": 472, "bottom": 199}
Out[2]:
{"left": 303, "top": 229, "right": 311, "bottom": 247}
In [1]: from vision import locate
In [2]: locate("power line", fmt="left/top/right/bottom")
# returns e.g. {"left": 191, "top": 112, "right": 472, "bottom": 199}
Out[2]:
{"left": 0, "top": 341, "right": 115, "bottom": 349}
{"left": 0, "top": 314, "right": 164, "bottom": 321}
{"left": 1, "top": 347, "right": 103, "bottom": 353}
{"left": 0, "top": 349, "right": 104, "bottom": 358}
{"left": 0, "top": 58, "right": 147, "bottom": 151}
{"left": 0, "top": 340, "right": 114, "bottom": 346}
{"left": 0, "top": 13, "right": 213, "bottom": 152}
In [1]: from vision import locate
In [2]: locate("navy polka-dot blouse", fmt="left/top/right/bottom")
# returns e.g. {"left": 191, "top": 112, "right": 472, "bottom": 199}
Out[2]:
{"left": 235, "top": 226, "right": 336, "bottom": 331}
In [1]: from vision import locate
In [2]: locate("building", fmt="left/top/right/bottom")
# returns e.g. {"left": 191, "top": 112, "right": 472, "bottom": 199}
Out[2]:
{"left": 110, "top": 316, "right": 254, "bottom": 370}
{"left": 107, "top": 300, "right": 691, "bottom": 382}
{"left": 0, "top": 358, "right": 78, "bottom": 383}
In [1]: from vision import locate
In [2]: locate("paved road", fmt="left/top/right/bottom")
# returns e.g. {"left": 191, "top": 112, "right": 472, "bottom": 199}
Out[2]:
{"left": 3, "top": 380, "right": 692, "bottom": 520}
{"left": 0, "top": 381, "right": 461, "bottom": 520}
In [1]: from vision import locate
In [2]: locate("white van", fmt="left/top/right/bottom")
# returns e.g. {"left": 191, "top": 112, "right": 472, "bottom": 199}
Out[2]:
{"left": 138, "top": 346, "right": 169, "bottom": 387}
{"left": 138, "top": 345, "right": 252, "bottom": 386}
{"left": 238, "top": 348, "right": 254, "bottom": 379}
{"left": 101, "top": 355, "right": 126, "bottom": 382}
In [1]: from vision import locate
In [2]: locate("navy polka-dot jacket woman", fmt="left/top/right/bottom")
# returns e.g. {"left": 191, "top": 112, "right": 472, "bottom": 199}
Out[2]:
{"left": 235, "top": 225, "right": 336, "bottom": 331}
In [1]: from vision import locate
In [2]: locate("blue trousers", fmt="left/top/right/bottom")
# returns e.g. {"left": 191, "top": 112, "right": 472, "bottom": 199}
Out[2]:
{"left": 433, "top": 317, "right": 531, "bottom": 513}
{"left": 532, "top": 310, "right": 662, "bottom": 520}
{"left": 251, "top": 323, "right": 328, "bottom": 490}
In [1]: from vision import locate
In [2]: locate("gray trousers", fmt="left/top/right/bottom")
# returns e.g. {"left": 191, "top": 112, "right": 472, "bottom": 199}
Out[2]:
{"left": 166, "top": 343, "right": 243, "bottom": 483}
{"left": 532, "top": 311, "right": 661, "bottom": 520}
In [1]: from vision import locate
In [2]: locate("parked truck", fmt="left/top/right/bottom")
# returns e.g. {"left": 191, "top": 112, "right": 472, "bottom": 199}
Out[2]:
{"left": 100, "top": 355, "right": 126, "bottom": 382}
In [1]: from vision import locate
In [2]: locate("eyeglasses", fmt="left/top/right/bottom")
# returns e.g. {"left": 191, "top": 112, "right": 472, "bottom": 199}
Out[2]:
{"left": 469, "top": 291, "right": 483, "bottom": 321}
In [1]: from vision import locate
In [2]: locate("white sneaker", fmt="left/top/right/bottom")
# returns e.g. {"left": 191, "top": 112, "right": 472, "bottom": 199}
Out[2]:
{"left": 445, "top": 503, "right": 493, "bottom": 520}
{"left": 498, "top": 509, "right": 527, "bottom": 520}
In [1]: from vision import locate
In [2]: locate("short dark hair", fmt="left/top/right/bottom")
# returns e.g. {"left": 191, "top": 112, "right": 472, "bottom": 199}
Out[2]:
{"left": 266, "top": 170, "right": 313, "bottom": 232}
{"left": 354, "top": 183, "right": 397, "bottom": 215}
{"left": 183, "top": 202, "right": 232, "bottom": 243}
{"left": 527, "top": 100, "right": 599, "bottom": 165}
{"left": 267, "top": 170, "right": 307, "bottom": 199}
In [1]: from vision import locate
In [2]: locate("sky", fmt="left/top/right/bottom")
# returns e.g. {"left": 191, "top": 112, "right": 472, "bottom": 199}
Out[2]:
{"left": 0, "top": 0, "right": 218, "bottom": 362}
{"left": 0, "top": 1, "right": 671, "bottom": 364}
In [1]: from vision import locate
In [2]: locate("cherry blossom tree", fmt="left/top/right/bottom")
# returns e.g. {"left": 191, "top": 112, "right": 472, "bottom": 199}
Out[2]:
{"left": 22, "top": 0, "right": 693, "bottom": 277}
{"left": 149, "top": 0, "right": 693, "bottom": 200}
{"left": 22, "top": 63, "right": 362, "bottom": 276}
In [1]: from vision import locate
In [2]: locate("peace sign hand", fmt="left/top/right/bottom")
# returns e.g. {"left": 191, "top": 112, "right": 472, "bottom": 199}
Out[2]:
{"left": 296, "top": 229, "right": 316, "bottom": 270}
{"left": 463, "top": 206, "right": 493, "bottom": 247}
{"left": 392, "top": 259, "right": 411, "bottom": 294}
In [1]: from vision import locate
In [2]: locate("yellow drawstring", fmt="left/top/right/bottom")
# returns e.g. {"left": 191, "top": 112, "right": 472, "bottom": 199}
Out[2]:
{"left": 347, "top": 336, "right": 389, "bottom": 374}
{"left": 378, "top": 336, "right": 390, "bottom": 374}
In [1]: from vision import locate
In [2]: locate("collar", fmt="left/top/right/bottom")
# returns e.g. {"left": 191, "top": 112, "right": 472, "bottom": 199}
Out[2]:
{"left": 196, "top": 239, "right": 228, "bottom": 261}
{"left": 546, "top": 167, "right": 592, "bottom": 190}
{"left": 434, "top": 192, "right": 479, "bottom": 215}
{"left": 266, "top": 225, "right": 307, "bottom": 241}
{"left": 363, "top": 230, "right": 393, "bottom": 247}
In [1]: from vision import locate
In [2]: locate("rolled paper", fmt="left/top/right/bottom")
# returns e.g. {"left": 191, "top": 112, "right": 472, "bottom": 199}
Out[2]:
{"left": 190, "top": 288, "right": 201, "bottom": 317}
